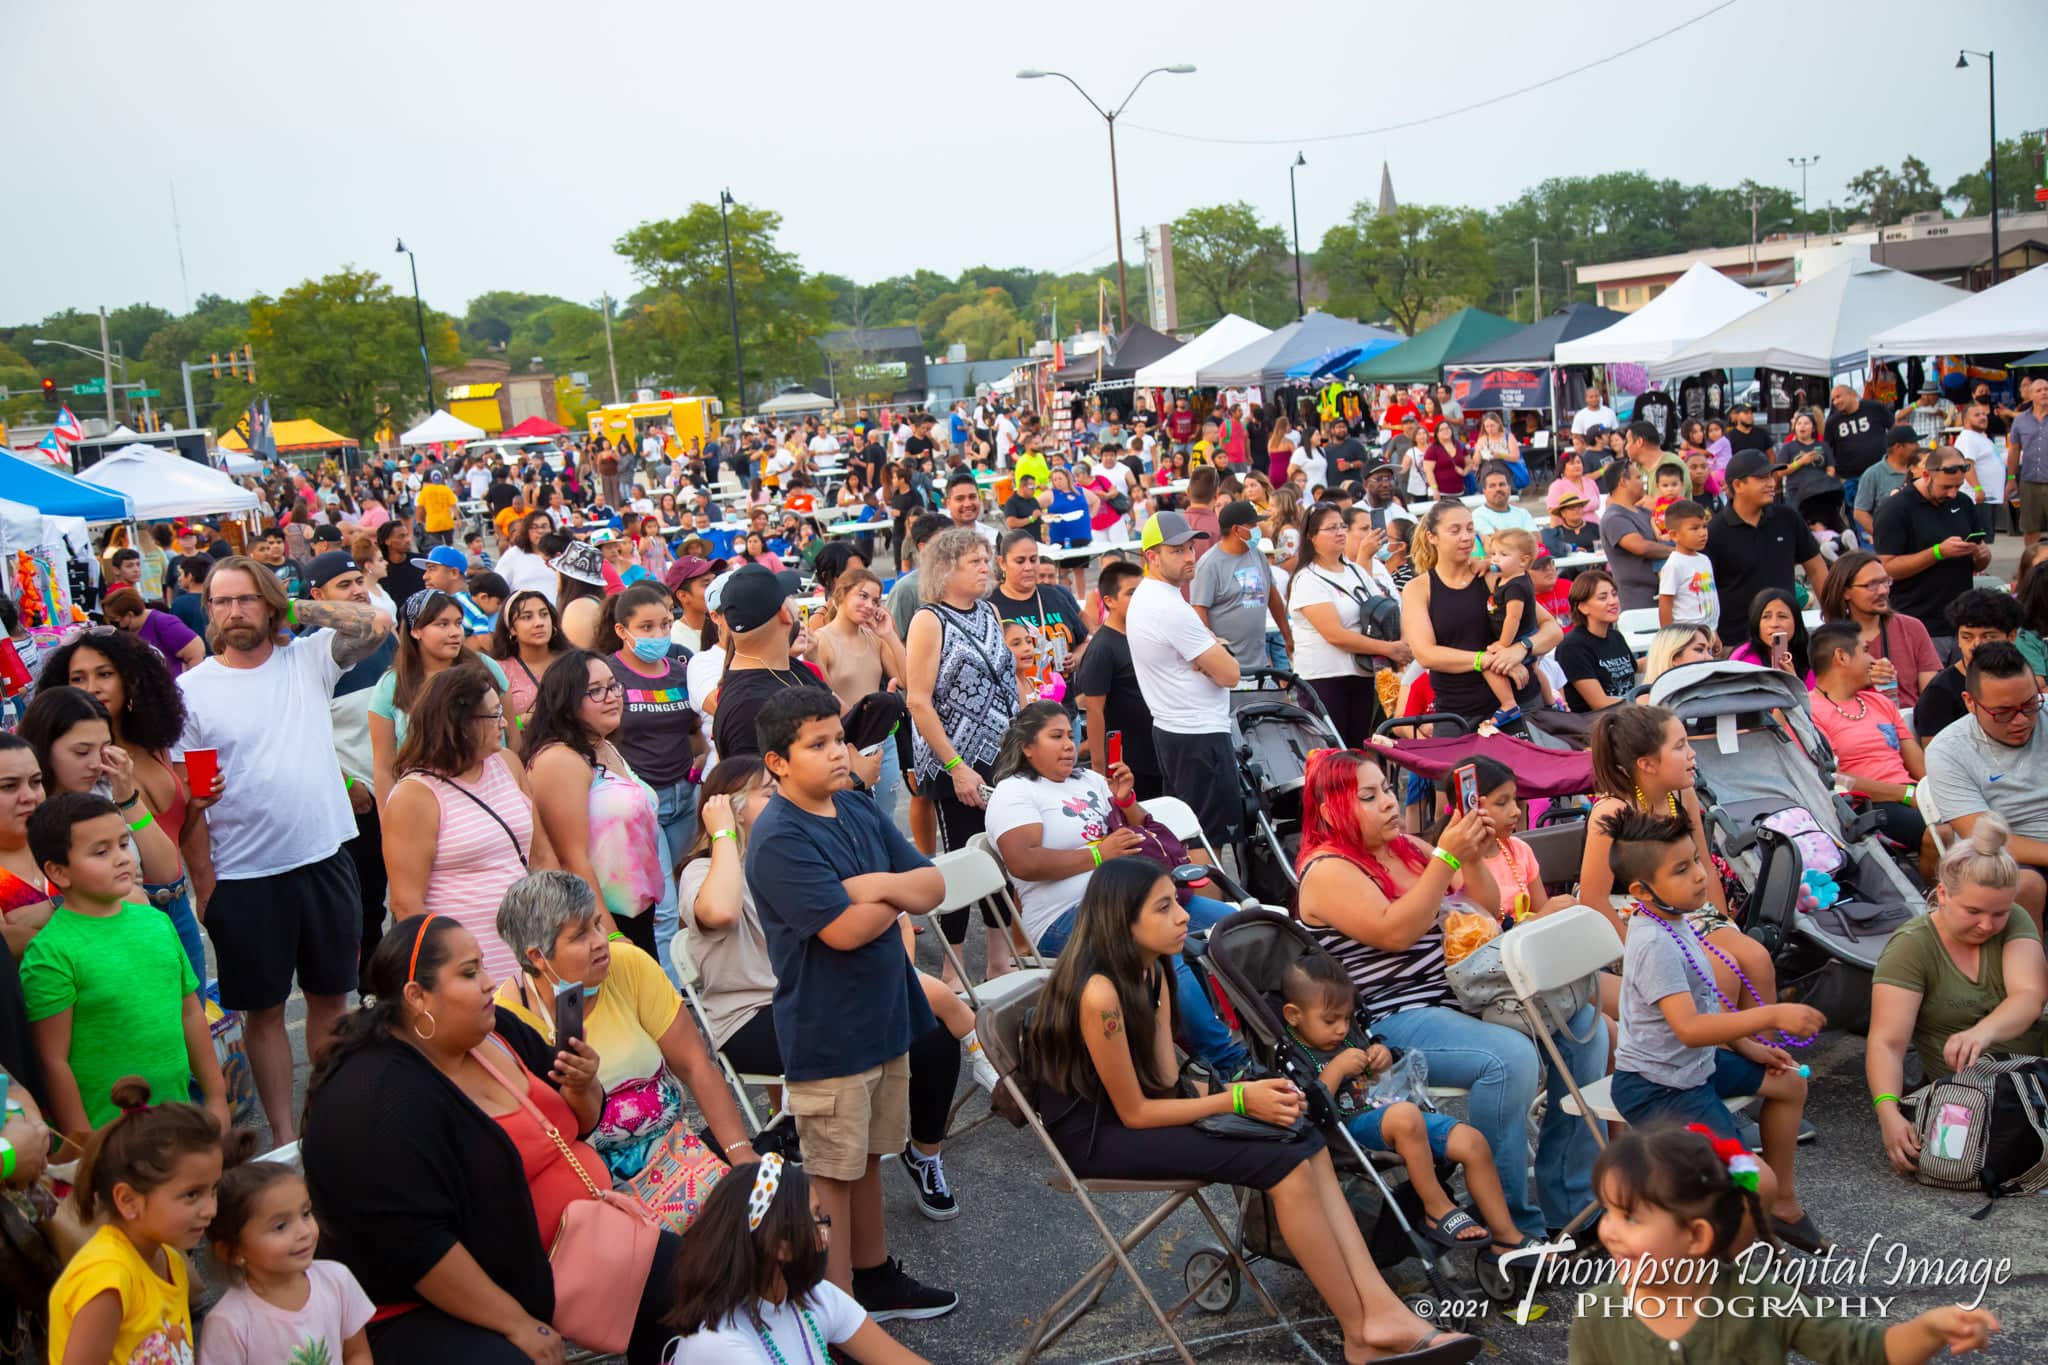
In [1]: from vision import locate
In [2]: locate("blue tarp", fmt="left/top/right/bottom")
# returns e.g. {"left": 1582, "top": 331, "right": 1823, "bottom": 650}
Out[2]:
{"left": 1283, "top": 337, "right": 1404, "bottom": 380}
{"left": 0, "top": 450, "right": 134, "bottom": 522}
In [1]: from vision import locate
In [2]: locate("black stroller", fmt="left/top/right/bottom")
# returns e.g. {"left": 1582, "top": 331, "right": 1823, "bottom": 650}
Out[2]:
{"left": 1227, "top": 669, "right": 1344, "bottom": 905}
{"left": 1174, "top": 894, "right": 1520, "bottom": 1327}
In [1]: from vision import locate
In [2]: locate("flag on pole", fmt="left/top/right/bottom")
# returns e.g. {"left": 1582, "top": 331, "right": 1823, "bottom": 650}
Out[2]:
{"left": 50, "top": 406, "right": 83, "bottom": 462}
{"left": 247, "top": 398, "right": 279, "bottom": 461}
{"left": 31, "top": 430, "right": 67, "bottom": 467}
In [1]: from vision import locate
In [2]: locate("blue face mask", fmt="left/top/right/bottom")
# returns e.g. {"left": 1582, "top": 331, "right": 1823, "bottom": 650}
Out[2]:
{"left": 629, "top": 635, "right": 670, "bottom": 663}
{"left": 1375, "top": 543, "right": 1393, "bottom": 561}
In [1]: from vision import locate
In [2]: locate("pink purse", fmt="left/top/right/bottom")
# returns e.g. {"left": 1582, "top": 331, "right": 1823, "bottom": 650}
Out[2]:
{"left": 472, "top": 1049, "right": 662, "bottom": 1354}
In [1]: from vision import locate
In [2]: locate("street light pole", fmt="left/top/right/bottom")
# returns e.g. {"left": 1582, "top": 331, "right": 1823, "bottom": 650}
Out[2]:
{"left": 96, "top": 308, "right": 116, "bottom": 426}
{"left": 1957, "top": 50, "right": 1998, "bottom": 285}
{"left": 599, "top": 292, "right": 622, "bottom": 404}
{"left": 718, "top": 190, "right": 747, "bottom": 417}
{"left": 1288, "top": 152, "right": 1307, "bottom": 320}
{"left": 394, "top": 239, "right": 435, "bottom": 415}
{"left": 1018, "top": 64, "right": 1196, "bottom": 334}
{"left": 1788, "top": 155, "right": 1819, "bottom": 243}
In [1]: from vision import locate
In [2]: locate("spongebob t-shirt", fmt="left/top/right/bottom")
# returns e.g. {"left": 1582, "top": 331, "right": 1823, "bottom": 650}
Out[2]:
{"left": 50, "top": 1224, "right": 195, "bottom": 1365}
{"left": 984, "top": 768, "right": 1114, "bottom": 945}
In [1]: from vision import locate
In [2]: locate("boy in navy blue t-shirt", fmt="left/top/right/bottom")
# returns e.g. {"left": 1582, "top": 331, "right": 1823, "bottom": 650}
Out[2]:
{"left": 745, "top": 688, "right": 957, "bottom": 1321}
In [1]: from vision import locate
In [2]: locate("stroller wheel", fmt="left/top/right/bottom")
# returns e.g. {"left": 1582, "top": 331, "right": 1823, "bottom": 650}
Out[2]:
{"left": 1182, "top": 1246, "right": 1239, "bottom": 1314}
{"left": 1475, "top": 1247, "right": 1518, "bottom": 1304}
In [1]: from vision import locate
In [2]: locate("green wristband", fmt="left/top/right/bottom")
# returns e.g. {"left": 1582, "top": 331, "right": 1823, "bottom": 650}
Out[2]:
{"left": 0, "top": 1138, "right": 13, "bottom": 1182}
{"left": 1931, "top": 545, "right": 1944, "bottom": 561}
{"left": 1472, "top": 650, "right": 1486, "bottom": 673}
{"left": 1089, "top": 842, "right": 1103, "bottom": 868}
{"left": 1231, "top": 1083, "right": 1246, "bottom": 1117}
{"left": 943, "top": 755, "right": 963, "bottom": 773}
{"left": 1872, "top": 1092, "right": 1900, "bottom": 1110}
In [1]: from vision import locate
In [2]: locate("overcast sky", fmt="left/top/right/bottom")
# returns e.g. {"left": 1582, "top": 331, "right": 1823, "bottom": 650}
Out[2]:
{"left": 6, "top": 0, "right": 2043, "bottom": 323}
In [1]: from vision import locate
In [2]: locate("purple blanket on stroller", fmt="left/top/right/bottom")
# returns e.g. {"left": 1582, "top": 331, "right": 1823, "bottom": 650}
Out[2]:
{"left": 1371, "top": 732, "right": 1595, "bottom": 798}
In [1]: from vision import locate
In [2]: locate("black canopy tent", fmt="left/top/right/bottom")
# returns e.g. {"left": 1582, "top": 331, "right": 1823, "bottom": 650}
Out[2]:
{"left": 1051, "top": 324, "right": 1184, "bottom": 389}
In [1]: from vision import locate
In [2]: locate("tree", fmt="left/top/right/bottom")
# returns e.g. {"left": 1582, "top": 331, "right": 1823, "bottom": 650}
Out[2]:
{"left": 1318, "top": 203, "right": 1493, "bottom": 335}
{"left": 1946, "top": 133, "right": 2048, "bottom": 218}
{"left": 939, "top": 289, "right": 1035, "bottom": 361}
{"left": 246, "top": 268, "right": 462, "bottom": 446}
{"left": 613, "top": 201, "right": 833, "bottom": 408}
{"left": 463, "top": 291, "right": 574, "bottom": 353}
{"left": 1845, "top": 157, "right": 1944, "bottom": 226}
{"left": 1169, "top": 203, "right": 1289, "bottom": 327}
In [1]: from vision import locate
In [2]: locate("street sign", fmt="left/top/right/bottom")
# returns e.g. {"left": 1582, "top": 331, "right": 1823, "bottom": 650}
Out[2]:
{"left": 72, "top": 380, "right": 105, "bottom": 396}
{"left": 129, "top": 387, "right": 162, "bottom": 398}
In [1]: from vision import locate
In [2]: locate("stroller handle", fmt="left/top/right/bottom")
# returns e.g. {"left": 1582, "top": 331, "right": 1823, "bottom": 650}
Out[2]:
{"left": 1372, "top": 711, "right": 1474, "bottom": 741}
{"left": 1173, "top": 861, "right": 1261, "bottom": 914}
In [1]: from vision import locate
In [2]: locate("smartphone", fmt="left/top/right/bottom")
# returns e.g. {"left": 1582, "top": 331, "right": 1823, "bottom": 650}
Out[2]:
{"left": 552, "top": 980, "right": 586, "bottom": 1047}
{"left": 1452, "top": 762, "right": 1480, "bottom": 816}
{"left": 1966, "top": 530, "right": 1989, "bottom": 542}
{"left": 1107, "top": 731, "right": 1124, "bottom": 768}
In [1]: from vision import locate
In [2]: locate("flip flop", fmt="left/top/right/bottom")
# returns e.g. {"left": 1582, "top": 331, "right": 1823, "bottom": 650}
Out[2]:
{"left": 1775, "top": 1209, "right": 1833, "bottom": 1255}
{"left": 1420, "top": 1207, "right": 1487, "bottom": 1249}
{"left": 1363, "top": 1332, "right": 1484, "bottom": 1365}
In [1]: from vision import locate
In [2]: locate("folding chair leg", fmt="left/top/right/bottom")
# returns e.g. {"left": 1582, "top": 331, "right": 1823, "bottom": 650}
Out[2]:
{"left": 1527, "top": 1011, "right": 1611, "bottom": 1154}
{"left": 1024, "top": 1186, "right": 1198, "bottom": 1364}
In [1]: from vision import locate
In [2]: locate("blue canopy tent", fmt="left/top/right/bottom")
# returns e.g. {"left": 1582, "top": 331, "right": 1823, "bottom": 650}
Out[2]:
{"left": 1283, "top": 335, "right": 1405, "bottom": 380}
{"left": 0, "top": 450, "right": 133, "bottom": 522}
{"left": 1199, "top": 312, "right": 1403, "bottom": 388}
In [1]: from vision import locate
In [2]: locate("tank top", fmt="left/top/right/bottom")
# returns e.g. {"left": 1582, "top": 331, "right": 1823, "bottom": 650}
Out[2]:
{"left": 397, "top": 753, "right": 532, "bottom": 982}
{"left": 478, "top": 1044, "right": 610, "bottom": 1246}
{"left": 1300, "top": 852, "right": 1456, "bottom": 1018}
{"left": 911, "top": 600, "right": 1015, "bottom": 782}
{"left": 1426, "top": 566, "right": 1537, "bottom": 721}
{"left": 1046, "top": 487, "right": 1091, "bottom": 546}
{"left": 588, "top": 756, "right": 663, "bottom": 921}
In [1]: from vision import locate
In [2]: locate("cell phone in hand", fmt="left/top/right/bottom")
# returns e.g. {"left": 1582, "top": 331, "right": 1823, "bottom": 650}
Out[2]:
{"left": 1107, "top": 731, "right": 1124, "bottom": 769}
{"left": 1452, "top": 762, "right": 1480, "bottom": 816}
{"left": 552, "top": 979, "right": 586, "bottom": 1047}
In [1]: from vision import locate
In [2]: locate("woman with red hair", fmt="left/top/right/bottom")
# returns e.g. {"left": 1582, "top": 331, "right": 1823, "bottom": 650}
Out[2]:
{"left": 1293, "top": 749, "right": 1609, "bottom": 1250}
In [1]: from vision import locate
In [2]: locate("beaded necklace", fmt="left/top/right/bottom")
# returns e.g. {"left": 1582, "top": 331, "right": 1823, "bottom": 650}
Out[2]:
{"left": 1632, "top": 782, "right": 1682, "bottom": 821}
{"left": 1630, "top": 899, "right": 1812, "bottom": 1048}
{"left": 1816, "top": 688, "right": 1868, "bottom": 722}
{"left": 1495, "top": 837, "right": 1531, "bottom": 922}
{"left": 753, "top": 1306, "right": 829, "bottom": 1365}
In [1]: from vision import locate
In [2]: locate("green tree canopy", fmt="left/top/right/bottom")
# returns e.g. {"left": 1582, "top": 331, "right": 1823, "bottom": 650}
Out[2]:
{"left": 1318, "top": 203, "right": 1493, "bottom": 335}
{"left": 1946, "top": 133, "right": 2047, "bottom": 218}
{"left": 1169, "top": 202, "right": 1289, "bottom": 327}
{"left": 247, "top": 267, "right": 461, "bottom": 445}
{"left": 1845, "top": 156, "right": 1944, "bottom": 226}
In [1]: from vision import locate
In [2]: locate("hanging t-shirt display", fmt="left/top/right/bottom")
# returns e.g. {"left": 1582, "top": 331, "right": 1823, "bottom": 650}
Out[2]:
{"left": 1631, "top": 390, "right": 1676, "bottom": 447}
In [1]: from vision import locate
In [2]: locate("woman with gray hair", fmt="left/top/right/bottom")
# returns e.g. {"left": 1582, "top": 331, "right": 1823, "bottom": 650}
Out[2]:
{"left": 493, "top": 868, "right": 757, "bottom": 1181}
{"left": 904, "top": 526, "right": 1018, "bottom": 982}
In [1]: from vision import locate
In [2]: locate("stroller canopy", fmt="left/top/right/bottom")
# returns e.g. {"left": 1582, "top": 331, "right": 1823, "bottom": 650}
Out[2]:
{"left": 1648, "top": 659, "right": 1823, "bottom": 757}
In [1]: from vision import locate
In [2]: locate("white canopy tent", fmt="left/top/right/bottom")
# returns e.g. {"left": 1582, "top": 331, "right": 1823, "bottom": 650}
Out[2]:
{"left": 1868, "top": 263, "right": 2048, "bottom": 358}
{"left": 1646, "top": 261, "right": 1969, "bottom": 381}
{"left": 1554, "top": 262, "right": 1766, "bottom": 365}
{"left": 217, "top": 447, "right": 262, "bottom": 476}
{"left": 757, "top": 390, "right": 834, "bottom": 416}
{"left": 1132, "top": 314, "right": 1272, "bottom": 389}
{"left": 79, "top": 446, "right": 261, "bottom": 520}
{"left": 400, "top": 409, "right": 486, "bottom": 445}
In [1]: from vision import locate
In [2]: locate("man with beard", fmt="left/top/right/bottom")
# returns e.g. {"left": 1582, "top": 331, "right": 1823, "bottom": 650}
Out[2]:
{"left": 1358, "top": 461, "right": 1408, "bottom": 533}
{"left": 174, "top": 555, "right": 394, "bottom": 1145}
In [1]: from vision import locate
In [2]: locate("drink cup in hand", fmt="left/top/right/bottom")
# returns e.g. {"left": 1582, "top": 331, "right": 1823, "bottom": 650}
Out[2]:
{"left": 184, "top": 748, "right": 221, "bottom": 798}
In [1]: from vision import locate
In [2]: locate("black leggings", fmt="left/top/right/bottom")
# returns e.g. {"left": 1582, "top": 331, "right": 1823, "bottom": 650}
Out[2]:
{"left": 1307, "top": 672, "right": 1385, "bottom": 748}
{"left": 615, "top": 905, "right": 658, "bottom": 958}
{"left": 363, "top": 1229, "right": 681, "bottom": 1364}
{"left": 930, "top": 760, "right": 1010, "bottom": 945}
{"left": 722, "top": 1011, "right": 960, "bottom": 1147}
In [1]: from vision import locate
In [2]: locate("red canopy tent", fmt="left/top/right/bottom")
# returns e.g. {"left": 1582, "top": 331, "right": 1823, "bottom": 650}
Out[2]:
{"left": 501, "top": 415, "right": 567, "bottom": 438}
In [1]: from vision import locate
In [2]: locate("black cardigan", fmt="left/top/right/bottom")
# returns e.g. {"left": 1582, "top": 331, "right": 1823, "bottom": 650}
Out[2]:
{"left": 302, "top": 1009, "right": 561, "bottom": 1319}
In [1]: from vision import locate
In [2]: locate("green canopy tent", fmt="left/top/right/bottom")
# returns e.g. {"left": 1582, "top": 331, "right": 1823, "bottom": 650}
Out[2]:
{"left": 1348, "top": 307, "right": 1519, "bottom": 384}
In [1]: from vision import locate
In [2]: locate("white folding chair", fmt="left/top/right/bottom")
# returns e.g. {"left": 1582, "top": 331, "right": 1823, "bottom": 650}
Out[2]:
{"left": 1618, "top": 607, "right": 1663, "bottom": 657}
{"left": 670, "top": 922, "right": 782, "bottom": 1134}
{"left": 1916, "top": 777, "right": 1955, "bottom": 856}
{"left": 1142, "top": 795, "right": 1221, "bottom": 866}
{"left": 926, "top": 847, "right": 1048, "bottom": 1005}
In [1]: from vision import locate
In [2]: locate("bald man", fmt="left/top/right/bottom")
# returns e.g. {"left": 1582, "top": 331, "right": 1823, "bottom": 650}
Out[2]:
{"left": 1824, "top": 384, "right": 1895, "bottom": 509}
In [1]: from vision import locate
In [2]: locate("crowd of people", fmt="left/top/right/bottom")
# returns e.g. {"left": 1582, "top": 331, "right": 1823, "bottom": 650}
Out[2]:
{"left": 0, "top": 369, "right": 2040, "bottom": 1364}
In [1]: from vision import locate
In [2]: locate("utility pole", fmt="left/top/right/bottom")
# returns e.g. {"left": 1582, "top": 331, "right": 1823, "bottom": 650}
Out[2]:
{"left": 1288, "top": 152, "right": 1307, "bottom": 320}
{"left": 1531, "top": 241, "right": 1541, "bottom": 318}
{"left": 1788, "top": 155, "right": 1819, "bottom": 243}
{"left": 600, "top": 292, "right": 622, "bottom": 404}
{"left": 1561, "top": 259, "right": 1574, "bottom": 306}
{"left": 1748, "top": 187, "right": 1761, "bottom": 275}
{"left": 718, "top": 190, "right": 747, "bottom": 417}
{"left": 96, "top": 307, "right": 115, "bottom": 426}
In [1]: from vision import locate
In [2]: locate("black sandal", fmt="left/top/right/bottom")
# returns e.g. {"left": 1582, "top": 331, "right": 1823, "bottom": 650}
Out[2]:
{"left": 1420, "top": 1207, "right": 1487, "bottom": 1249}
{"left": 1775, "top": 1209, "right": 1833, "bottom": 1255}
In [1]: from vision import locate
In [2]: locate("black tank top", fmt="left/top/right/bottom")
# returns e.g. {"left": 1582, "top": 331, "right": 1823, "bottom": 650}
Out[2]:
{"left": 1426, "top": 566, "right": 1537, "bottom": 721}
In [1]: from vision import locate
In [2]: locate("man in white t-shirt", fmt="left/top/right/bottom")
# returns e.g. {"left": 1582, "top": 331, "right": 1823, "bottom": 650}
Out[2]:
{"left": 1954, "top": 401, "right": 2005, "bottom": 540}
{"left": 175, "top": 556, "right": 394, "bottom": 1145}
{"left": 763, "top": 443, "right": 796, "bottom": 489}
{"left": 994, "top": 410, "right": 1019, "bottom": 464}
{"left": 1127, "top": 512, "right": 1242, "bottom": 851}
{"left": 1570, "top": 385, "right": 1618, "bottom": 437}
{"left": 464, "top": 459, "right": 491, "bottom": 501}
{"left": 1469, "top": 463, "right": 1537, "bottom": 550}
{"left": 808, "top": 430, "right": 840, "bottom": 460}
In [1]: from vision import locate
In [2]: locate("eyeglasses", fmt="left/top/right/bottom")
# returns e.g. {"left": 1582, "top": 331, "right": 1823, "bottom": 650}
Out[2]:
{"left": 477, "top": 710, "right": 506, "bottom": 725}
{"left": 583, "top": 681, "right": 625, "bottom": 703}
{"left": 1850, "top": 574, "right": 1892, "bottom": 592}
{"left": 208, "top": 594, "right": 266, "bottom": 612}
{"left": 1973, "top": 693, "right": 2044, "bottom": 724}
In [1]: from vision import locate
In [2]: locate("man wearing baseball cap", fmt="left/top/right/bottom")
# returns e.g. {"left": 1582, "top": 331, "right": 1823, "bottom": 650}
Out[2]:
{"left": 413, "top": 543, "right": 493, "bottom": 641}
{"left": 1128, "top": 512, "right": 1242, "bottom": 851}
{"left": 1851, "top": 426, "right": 1925, "bottom": 538}
{"left": 1706, "top": 448, "right": 1828, "bottom": 628}
{"left": 708, "top": 564, "right": 834, "bottom": 760}
{"left": 1191, "top": 500, "right": 1289, "bottom": 672}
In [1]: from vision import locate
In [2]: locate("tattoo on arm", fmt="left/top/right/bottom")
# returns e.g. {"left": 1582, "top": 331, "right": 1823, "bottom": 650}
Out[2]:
{"left": 295, "top": 598, "right": 393, "bottom": 667}
{"left": 1100, "top": 1010, "right": 1122, "bottom": 1037}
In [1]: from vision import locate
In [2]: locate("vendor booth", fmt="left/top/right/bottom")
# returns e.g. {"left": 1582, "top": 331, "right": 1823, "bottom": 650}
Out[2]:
{"left": 1051, "top": 324, "right": 1183, "bottom": 390}
{"left": 1131, "top": 314, "right": 1271, "bottom": 389}
{"left": 79, "top": 446, "right": 262, "bottom": 521}
{"left": 400, "top": 409, "right": 488, "bottom": 446}
{"left": 1650, "top": 261, "right": 1969, "bottom": 382}
{"left": 1443, "top": 302, "right": 1628, "bottom": 429}
{"left": 1350, "top": 308, "right": 1518, "bottom": 385}
{"left": 1554, "top": 262, "right": 1766, "bottom": 366}
{"left": 1197, "top": 312, "right": 1402, "bottom": 389}
{"left": 1867, "top": 262, "right": 2048, "bottom": 360}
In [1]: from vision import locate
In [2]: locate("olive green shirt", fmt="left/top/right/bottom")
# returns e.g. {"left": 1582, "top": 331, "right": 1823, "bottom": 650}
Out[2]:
{"left": 1567, "top": 1262, "right": 1886, "bottom": 1365}
{"left": 1872, "top": 910, "right": 2047, "bottom": 1081}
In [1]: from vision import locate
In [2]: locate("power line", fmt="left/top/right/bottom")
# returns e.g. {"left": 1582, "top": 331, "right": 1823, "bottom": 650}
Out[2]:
{"left": 1123, "top": 0, "right": 1739, "bottom": 148}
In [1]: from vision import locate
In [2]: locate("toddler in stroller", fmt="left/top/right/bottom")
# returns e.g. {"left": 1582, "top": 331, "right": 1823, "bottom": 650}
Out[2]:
{"left": 1279, "top": 951, "right": 1536, "bottom": 1277}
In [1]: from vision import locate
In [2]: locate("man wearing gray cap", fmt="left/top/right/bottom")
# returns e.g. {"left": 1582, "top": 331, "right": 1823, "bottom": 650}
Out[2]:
{"left": 1128, "top": 511, "right": 1241, "bottom": 851}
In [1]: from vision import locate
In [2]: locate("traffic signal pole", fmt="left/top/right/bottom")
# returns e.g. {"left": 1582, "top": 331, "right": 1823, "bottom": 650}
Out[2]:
{"left": 97, "top": 308, "right": 115, "bottom": 426}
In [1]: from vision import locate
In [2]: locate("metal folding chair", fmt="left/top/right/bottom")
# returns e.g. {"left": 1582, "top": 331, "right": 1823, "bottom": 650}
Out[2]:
{"left": 975, "top": 975, "right": 1286, "bottom": 1365}
{"left": 924, "top": 846, "right": 1048, "bottom": 1006}
{"left": 1143, "top": 794, "right": 1222, "bottom": 866}
{"left": 670, "top": 922, "right": 783, "bottom": 1134}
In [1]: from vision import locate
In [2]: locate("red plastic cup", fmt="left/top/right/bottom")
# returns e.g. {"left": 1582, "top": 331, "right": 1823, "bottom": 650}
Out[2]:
{"left": 184, "top": 748, "right": 220, "bottom": 798}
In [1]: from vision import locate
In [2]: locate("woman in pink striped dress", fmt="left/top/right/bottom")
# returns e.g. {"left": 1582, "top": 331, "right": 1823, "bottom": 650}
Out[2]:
{"left": 383, "top": 664, "right": 552, "bottom": 982}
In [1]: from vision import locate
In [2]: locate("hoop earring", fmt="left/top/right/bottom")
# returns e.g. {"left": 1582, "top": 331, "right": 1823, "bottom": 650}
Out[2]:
{"left": 412, "top": 1011, "right": 437, "bottom": 1042}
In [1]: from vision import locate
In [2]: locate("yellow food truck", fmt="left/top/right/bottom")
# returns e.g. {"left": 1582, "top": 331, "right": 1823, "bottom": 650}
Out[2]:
{"left": 586, "top": 395, "right": 723, "bottom": 455}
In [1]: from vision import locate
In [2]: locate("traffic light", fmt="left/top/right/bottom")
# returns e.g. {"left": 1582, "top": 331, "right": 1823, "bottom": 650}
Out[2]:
{"left": 39, "top": 377, "right": 55, "bottom": 403}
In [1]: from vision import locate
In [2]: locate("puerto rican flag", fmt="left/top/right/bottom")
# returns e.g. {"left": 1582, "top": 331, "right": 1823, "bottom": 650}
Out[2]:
{"left": 30, "top": 430, "right": 68, "bottom": 467}
{"left": 49, "top": 406, "right": 83, "bottom": 461}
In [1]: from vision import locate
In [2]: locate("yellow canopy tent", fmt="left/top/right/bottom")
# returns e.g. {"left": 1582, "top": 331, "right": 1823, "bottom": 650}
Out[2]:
{"left": 220, "top": 419, "right": 358, "bottom": 452}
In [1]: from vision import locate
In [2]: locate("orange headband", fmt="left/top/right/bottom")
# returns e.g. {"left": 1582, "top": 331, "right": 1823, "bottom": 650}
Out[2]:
{"left": 407, "top": 914, "right": 438, "bottom": 986}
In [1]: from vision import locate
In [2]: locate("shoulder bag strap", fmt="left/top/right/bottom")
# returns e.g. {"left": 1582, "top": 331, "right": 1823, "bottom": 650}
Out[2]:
{"left": 427, "top": 768, "right": 530, "bottom": 869}
{"left": 468, "top": 1044, "right": 604, "bottom": 1199}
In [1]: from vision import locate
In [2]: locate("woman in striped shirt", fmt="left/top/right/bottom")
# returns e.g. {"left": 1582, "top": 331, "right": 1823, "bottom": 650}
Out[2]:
{"left": 1293, "top": 749, "right": 1609, "bottom": 1247}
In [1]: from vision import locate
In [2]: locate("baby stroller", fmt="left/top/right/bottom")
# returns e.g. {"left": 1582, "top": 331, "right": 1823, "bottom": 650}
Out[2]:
{"left": 1228, "top": 669, "right": 1344, "bottom": 905}
{"left": 1175, "top": 895, "right": 1520, "bottom": 1327}
{"left": 1370, "top": 714, "right": 1598, "bottom": 830}
{"left": 1650, "top": 660, "right": 1926, "bottom": 1029}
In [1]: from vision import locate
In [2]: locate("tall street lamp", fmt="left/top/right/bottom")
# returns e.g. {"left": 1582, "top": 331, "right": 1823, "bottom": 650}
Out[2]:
{"left": 1788, "top": 155, "right": 1819, "bottom": 243}
{"left": 1018, "top": 64, "right": 1196, "bottom": 333}
{"left": 1288, "top": 152, "right": 1307, "bottom": 320}
{"left": 718, "top": 190, "right": 747, "bottom": 417}
{"left": 393, "top": 238, "right": 435, "bottom": 416}
{"left": 1956, "top": 50, "right": 1999, "bottom": 285}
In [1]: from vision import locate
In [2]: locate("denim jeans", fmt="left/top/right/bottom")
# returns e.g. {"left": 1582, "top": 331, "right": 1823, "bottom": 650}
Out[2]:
{"left": 648, "top": 775, "right": 697, "bottom": 985}
{"left": 1264, "top": 630, "right": 1292, "bottom": 676}
{"left": 1368, "top": 1002, "right": 1608, "bottom": 1237}
{"left": 1036, "top": 894, "right": 1249, "bottom": 1074}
